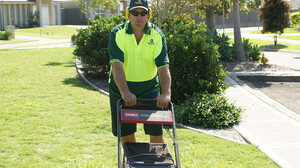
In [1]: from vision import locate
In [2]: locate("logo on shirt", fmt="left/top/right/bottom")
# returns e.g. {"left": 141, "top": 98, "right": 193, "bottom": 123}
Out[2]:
{"left": 148, "top": 39, "right": 154, "bottom": 45}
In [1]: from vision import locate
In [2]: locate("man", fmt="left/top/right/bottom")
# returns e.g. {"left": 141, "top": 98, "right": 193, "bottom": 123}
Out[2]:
{"left": 108, "top": 0, "right": 171, "bottom": 145}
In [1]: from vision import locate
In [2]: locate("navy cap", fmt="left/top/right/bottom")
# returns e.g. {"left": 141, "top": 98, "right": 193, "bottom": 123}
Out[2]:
{"left": 129, "top": 0, "right": 149, "bottom": 11}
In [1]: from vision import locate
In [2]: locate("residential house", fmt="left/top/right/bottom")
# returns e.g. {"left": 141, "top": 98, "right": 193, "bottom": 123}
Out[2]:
{"left": 0, "top": 0, "right": 63, "bottom": 30}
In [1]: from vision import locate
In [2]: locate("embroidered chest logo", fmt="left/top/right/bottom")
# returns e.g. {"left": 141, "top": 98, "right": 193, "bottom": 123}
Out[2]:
{"left": 148, "top": 39, "right": 154, "bottom": 45}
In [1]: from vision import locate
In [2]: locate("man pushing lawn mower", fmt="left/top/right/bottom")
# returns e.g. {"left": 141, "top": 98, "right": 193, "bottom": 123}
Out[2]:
{"left": 109, "top": 0, "right": 180, "bottom": 167}
{"left": 108, "top": 0, "right": 171, "bottom": 146}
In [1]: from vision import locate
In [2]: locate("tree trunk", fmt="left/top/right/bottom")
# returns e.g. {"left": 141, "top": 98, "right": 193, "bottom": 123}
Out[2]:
{"left": 233, "top": 0, "right": 246, "bottom": 62}
{"left": 274, "top": 34, "right": 277, "bottom": 46}
{"left": 206, "top": 6, "right": 215, "bottom": 31}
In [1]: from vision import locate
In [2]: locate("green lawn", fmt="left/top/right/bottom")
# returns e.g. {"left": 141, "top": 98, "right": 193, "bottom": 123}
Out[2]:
{"left": 229, "top": 38, "right": 300, "bottom": 51}
{"left": 250, "top": 27, "right": 300, "bottom": 34}
{"left": 0, "top": 39, "right": 35, "bottom": 45}
{"left": 15, "top": 26, "right": 79, "bottom": 39}
{"left": 1, "top": 41, "right": 71, "bottom": 50}
{"left": 277, "top": 35, "right": 300, "bottom": 40}
{"left": 0, "top": 48, "right": 278, "bottom": 167}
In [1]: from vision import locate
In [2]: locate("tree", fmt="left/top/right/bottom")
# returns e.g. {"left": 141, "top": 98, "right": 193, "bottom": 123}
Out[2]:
{"left": 150, "top": 0, "right": 203, "bottom": 28}
{"left": 259, "top": 0, "right": 290, "bottom": 45}
{"left": 233, "top": 0, "right": 246, "bottom": 61}
{"left": 75, "top": 0, "right": 119, "bottom": 19}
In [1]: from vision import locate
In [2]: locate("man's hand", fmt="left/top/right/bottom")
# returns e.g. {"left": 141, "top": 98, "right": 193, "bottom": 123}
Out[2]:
{"left": 122, "top": 91, "right": 137, "bottom": 106}
{"left": 156, "top": 94, "right": 170, "bottom": 108}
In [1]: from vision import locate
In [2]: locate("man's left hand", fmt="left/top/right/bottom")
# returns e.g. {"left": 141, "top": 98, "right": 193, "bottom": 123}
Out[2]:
{"left": 156, "top": 94, "right": 171, "bottom": 108}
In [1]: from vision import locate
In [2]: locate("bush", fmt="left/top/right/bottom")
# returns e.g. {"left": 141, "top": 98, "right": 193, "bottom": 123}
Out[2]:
{"left": 291, "top": 12, "right": 300, "bottom": 26}
{"left": 0, "top": 30, "right": 13, "bottom": 40}
{"left": 176, "top": 92, "right": 242, "bottom": 129}
{"left": 72, "top": 15, "right": 126, "bottom": 78}
{"left": 232, "top": 38, "right": 261, "bottom": 61}
{"left": 207, "top": 29, "right": 234, "bottom": 62}
{"left": 29, "top": 11, "right": 40, "bottom": 28}
{"left": 161, "top": 16, "right": 228, "bottom": 104}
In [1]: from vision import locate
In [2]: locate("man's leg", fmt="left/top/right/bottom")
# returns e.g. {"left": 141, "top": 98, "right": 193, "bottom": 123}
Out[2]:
{"left": 122, "top": 133, "right": 136, "bottom": 144}
{"left": 150, "top": 135, "right": 164, "bottom": 143}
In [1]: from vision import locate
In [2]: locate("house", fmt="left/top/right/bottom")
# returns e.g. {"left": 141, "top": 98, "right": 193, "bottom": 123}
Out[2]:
{"left": 0, "top": 0, "right": 130, "bottom": 30}
{"left": 0, "top": 0, "right": 63, "bottom": 30}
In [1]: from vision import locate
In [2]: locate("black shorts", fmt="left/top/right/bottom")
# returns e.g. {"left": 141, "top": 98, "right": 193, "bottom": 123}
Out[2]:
{"left": 110, "top": 91, "right": 163, "bottom": 137}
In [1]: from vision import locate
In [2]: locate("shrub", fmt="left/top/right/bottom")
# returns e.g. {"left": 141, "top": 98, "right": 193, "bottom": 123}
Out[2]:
{"left": 0, "top": 30, "right": 13, "bottom": 40}
{"left": 29, "top": 11, "right": 40, "bottom": 28}
{"left": 232, "top": 38, "right": 261, "bottom": 61}
{"left": 176, "top": 92, "right": 242, "bottom": 129}
{"left": 291, "top": 12, "right": 300, "bottom": 26}
{"left": 161, "top": 16, "right": 228, "bottom": 104}
{"left": 207, "top": 29, "right": 234, "bottom": 62}
{"left": 72, "top": 15, "right": 126, "bottom": 78}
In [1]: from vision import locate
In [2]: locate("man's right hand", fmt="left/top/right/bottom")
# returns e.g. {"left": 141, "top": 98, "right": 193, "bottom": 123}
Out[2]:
{"left": 122, "top": 91, "right": 137, "bottom": 106}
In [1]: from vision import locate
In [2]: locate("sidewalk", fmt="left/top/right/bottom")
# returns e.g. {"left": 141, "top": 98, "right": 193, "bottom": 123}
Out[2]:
{"left": 218, "top": 27, "right": 300, "bottom": 168}
{"left": 225, "top": 71, "right": 300, "bottom": 167}
{"left": 0, "top": 34, "right": 72, "bottom": 50}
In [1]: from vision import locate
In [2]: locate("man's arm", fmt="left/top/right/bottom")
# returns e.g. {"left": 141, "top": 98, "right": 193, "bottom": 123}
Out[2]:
{"left": 111, "top": 62, "right": 136, "bottom": 106}
{"left": 156, "top": 66, "right": 171, "bottom": 108}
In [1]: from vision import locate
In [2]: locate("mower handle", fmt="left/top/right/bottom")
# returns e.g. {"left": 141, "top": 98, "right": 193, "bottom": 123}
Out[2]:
{"left": 118, "top": 98, "right": 173, "bottom": 108}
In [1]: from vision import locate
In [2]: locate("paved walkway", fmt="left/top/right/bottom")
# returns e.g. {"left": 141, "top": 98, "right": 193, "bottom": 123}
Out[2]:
{"left": 213, "top": 27, "right": 300, "bottom": 168}
{"left": 224, "top": 30, "right": 300, "bottom": 167}
{"left": 0, "top": 35, "right": 72, "bottom": 50}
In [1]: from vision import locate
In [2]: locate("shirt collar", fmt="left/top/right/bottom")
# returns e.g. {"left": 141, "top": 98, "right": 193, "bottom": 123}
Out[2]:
{"left": 126, "top": 21, "right": 151, "bottom": 35}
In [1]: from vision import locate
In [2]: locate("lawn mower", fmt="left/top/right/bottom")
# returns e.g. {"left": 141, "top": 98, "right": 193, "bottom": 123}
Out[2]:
{"left": 117, "top": 99, "right": 181, "bottom": 168}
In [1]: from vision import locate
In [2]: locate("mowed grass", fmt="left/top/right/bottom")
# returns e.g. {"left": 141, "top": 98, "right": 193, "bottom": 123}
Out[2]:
{"left": 229, "top": 38, "right": 300, "bottom": 51}
{"left": 0, "top": 39, "right": 35, "bottom": 45}
{"left": 15, "top": 26, "right": 79, "bottom": 39}
{"left": 250, "top": 27, "right": 300, "bottom": 34}
{"left": 0, "top": 48, "right": 278, "bottom": 167}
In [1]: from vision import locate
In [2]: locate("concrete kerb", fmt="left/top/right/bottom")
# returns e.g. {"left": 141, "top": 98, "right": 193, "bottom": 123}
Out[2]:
{"left": 262, "top": 48, "right": 300, "bottom": 54}
{"left": 75, "top": 59, "right": 247, "bottom": 144}
{"left": 75, "top": 60, "right": 109, "bottom": 96}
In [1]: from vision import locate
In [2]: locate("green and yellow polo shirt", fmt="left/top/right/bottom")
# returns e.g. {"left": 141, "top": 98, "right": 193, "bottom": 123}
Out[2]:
{"left": 108, "top": 21, "right": 169, "bottom": 97}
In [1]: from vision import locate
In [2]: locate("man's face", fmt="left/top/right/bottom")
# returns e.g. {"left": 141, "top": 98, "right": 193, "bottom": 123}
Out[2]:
{"left": 130, "top": 8, "right": 148, "bottom": 29}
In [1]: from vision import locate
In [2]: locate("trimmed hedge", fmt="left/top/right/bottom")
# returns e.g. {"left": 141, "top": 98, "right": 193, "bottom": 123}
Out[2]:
{"left": 291, "top": 12, "right": 300, "bottom": 26}
{"left": 72, "top": 15, "right": 126, "bottom": 78}
{"left": 176, "top": 92, "right": 242, "bottom": 129}
{"left": 0, "top": 30, "right": 13, "bottom": 40}
{"left": 161, "top": 16, "right": 228, "bottom": 104}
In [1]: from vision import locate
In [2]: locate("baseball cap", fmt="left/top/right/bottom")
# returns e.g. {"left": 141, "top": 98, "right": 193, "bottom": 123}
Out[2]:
{"left": 129, "top": 0, "right": 149, "bottom": 11}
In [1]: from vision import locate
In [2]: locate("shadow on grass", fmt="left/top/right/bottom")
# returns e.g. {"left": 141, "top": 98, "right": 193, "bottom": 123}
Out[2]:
{"left": 44, "top": 61, "right": 74, "bottom": 67}
{"left": 62, "top": 77, "right": 93, "bottom": 91}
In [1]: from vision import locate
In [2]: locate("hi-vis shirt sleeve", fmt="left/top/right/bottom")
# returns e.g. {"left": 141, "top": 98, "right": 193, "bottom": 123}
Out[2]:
{"left": 154, "top": 32, "right": 169, "bottom": 68}
{"left": 109, "top": 30, "right": 124, "bottom": 64}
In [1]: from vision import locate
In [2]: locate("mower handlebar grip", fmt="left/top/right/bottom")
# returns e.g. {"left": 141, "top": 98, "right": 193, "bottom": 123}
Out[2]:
{"left": 117, "top": 98, "right": 173, "bottom": 109}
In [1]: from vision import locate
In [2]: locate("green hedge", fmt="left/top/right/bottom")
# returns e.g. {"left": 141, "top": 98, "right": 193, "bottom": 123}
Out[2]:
{"left": 291, "top": 12, "right": 300, "bottom": 26}
{"left": 72, "top": 15, "right": 126, "bottom": 78}
{"left": 72, "top": 15, "right": 228, "bottom": 103}
{"left": 0, "top": 30, "right": 13, "bottom": 40}
{"left": 176, "top": 92, "right": 242, "bottom": 129}
{"left": 161, "top": 16, "right": 228, "bottom": 104}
